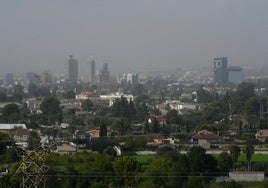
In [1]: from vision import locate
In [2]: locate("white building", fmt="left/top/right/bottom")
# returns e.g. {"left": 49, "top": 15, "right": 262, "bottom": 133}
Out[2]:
{"left": 100, "top": 92, "right": 134, "bottom": 106}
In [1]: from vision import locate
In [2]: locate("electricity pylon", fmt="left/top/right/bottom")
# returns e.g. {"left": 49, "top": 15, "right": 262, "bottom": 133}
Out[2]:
{"left": 15, "top": 147, "right": 49, "bottom": 188}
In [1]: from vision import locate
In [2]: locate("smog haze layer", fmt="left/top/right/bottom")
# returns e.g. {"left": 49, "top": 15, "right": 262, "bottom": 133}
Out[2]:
{"left": 1, "top": 0, "right": 268, "bottom": 75}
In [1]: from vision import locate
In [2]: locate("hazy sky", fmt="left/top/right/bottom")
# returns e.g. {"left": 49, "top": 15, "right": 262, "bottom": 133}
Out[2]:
{"left": 1, "top": 0, "right": 268, "bottom": 75}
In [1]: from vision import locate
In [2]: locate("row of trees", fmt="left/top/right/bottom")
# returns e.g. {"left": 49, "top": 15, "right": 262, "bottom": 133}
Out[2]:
{"left": 0, "top": 96, "right": 62, "bottom": 126}
{"left": 2, "top": 146, "right": 247, "bottom": 188}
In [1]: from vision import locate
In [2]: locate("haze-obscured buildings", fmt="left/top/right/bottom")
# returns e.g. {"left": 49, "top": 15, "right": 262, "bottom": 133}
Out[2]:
{"left": 214, "top": 57, "right": 243, "bottom": 85}
{"left": 4, "top": 73, "right": 14, "bottom": 86}
{"left": 214, "top": 57, "right": 228, "bottom": 85}
{"left": 228, "top": 66, "right": 243, "bottom": 85}
{"left": 96, "top": 63, "right": 110, "bottom": 83}
{"left": 65, "top": 55, "right": 78, "bottom": 82}
{"left": 89, "top": 59, "right": 95, "bottom": 83}
{"left": 118, "top": 73, "right": 139, "bottom": 86}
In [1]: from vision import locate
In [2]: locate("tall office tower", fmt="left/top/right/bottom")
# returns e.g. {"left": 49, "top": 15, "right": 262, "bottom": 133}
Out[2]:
{"left": 65, "top": 55, "right": 78, "bottom": 82}
{"left": 102, "top": 63, "right": 108, "bottom": 72}
{"left": 25, "top": 72, "right": 37, "bottom": 86}
{"left": 96, "top": 62, "right": 110, "bottom": 83}
{"left": 4, "top": 73, "right": 14, "bottom": 86}
{"left": 214, "top": 57, "right": 228, "bottom": 85}
{"left": 89, "top": 59, "right": 95, "bottom": 83}
{"left": 127, "top": 73, "right": 139, "bottom": 85}
{"left": 228, "top": 66, "right": 243, "bottom": 84}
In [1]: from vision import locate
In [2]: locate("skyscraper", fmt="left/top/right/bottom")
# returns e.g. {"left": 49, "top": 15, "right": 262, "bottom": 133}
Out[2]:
{"left": 89, "top": 59, "right": 95, "bottom": 83}
{"left": 65, "top": 55, "right": 78, "bottom": 82}
{"left": 4, "top": 73, "right": 14, "bottom": 86}
{"left": 96, "top": 62, "right": 110, "bottom": 83}
{"left": 214, "top": 57, "right": 228, "bottom": 85}
{"left": 127, "top": 73, "right": 139, "bottom": 85}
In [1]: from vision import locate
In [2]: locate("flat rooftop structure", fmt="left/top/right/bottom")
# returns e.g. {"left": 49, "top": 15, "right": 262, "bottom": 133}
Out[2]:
{"left": 229, "top": 171, "right": 264, "bottom": 182}
{"left": 0, "top": 124, "right": 27, "bottom": 130}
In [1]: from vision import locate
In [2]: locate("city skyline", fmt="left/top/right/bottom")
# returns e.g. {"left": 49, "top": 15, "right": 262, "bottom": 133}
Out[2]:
{"left": 1, "top": 0, "right": 268, "bottom": 74}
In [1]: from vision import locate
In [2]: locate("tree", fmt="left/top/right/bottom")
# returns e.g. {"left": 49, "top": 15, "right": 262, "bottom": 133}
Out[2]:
{"left": 62, "top": 90, "right": 75, "bottom": 99}
{"left": 144, "top": 119, "right": 150, "bottom": 134}
{"left": 236, "top": 82, "right": 255, "bottom": 101}
{"left": 103, "top": 146, "right": 117, "bottom": 158}
{"left": 12, "top": 84, "right": 24, "bottom": 102}
{"left": 187, "top": 177, "right": 206, "bottom": 188}
{"left": 217, "top": 152, "right": 233, "bottom": 174}
{"left": 156, "top": 145, "right": 179, "bottom": 162}
{"left": 151, "top": 116, "right": 160, "bottom": 133}
{"left": 99, "top": 120, "right": 108, "bottom": 138}
{"left": 165, "top": 109, "right": 178, "bottom": 125}
{"left": 230, "top": 145, "right": 241, "bottom": 170}
{"left": 27, "top": 131, "right": 41, "bottom": 149}
{"left": 202, "top": 103, "right": 225, "bottom": 123}
{"left": 244, "top": 144, "right": 254, "bottom": 171}
{"left": 196, "top": 87, "right": 213, "bottom": 103}
{"left": 135, "top": 102, "right": 149, "bottom": 123}
{"left": 0, "top": 132, "right": 14, "bottom": 155}
{"left": 187, "top": 146, "right": 217, "bottom": 184}
{"left": 1, "top": 103, "right": 21, "bottom": 123}
{"left": 81, "top": 99, "right": 94, "bottom": 111}
{"left": 218, "top": 180, "right": 243, "bottom": 188}
{"left": 123, "top": 137, "right": 147, "bottom": 151}
{"left": 112, "top": 96, "right": 130, "bottom": 118}
{"left": 113, "top": 156, "right": 140, "bottom": 187}
{"left": 40, "top": 96, "right": 62, "bottom": 126}
{"left": 134, "top": 94, "right": 150, "bottom": 104}
{"left": 139, "top": 158, "right": 181, "bottom": 188}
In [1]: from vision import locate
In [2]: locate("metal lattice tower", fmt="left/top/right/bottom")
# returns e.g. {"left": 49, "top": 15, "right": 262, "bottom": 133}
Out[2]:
{"left": 15, "top": 149, "right": 48, "bottom": 188}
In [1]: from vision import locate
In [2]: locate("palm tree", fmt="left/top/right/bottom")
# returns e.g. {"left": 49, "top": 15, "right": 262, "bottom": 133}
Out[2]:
{"left": 230, "top": 145, "right": 241, "bottom": 170}
{"left": 244, "top": 144, "right": 254, "bottom": 171}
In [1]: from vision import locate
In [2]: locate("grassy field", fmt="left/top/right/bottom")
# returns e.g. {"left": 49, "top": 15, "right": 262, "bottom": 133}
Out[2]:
{"left": 129, "top": 153, "right": 268, "bottom": 163}
{"left": 238, "top": 154, "right": 268, "bottom": 162}
{"left": 129, "top": 155, "right": 156, "bottom": 164}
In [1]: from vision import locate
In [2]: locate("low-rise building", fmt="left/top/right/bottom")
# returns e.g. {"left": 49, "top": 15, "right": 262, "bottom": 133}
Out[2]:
{"left": 0, "top": 124, "right": 27, "bottom": 133}
{"left": 57, "top": 143, "right": 77, "bottom": 154}
{"left": 191, "top": 130, "right": 222, "bottom": 149}
{"left": 229, "top": 172, "right": 264, "bottom": 182}
{"left": 255, "top": 129, "right": 268, "bottom": 142}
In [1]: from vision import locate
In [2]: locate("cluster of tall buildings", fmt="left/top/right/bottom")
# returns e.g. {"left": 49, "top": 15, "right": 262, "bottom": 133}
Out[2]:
{"left": 64, "top": 55, "right": 110, "bottom": 83}
{"left": 1, "top": 71, "right": 53, "bottom": 87}
{"left": 119, "top": 73, "right": 139, "bottom": 86}
{"left": 214, "top": 57, "right": 243, "bottom": 86}
{"left": 2, "top": 55, "right": 243, "bottom": 88}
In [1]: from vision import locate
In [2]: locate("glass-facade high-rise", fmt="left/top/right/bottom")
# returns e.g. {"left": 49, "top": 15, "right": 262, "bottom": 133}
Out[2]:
{"left": 214, "top": 57, "right": 228, "bottom": 85}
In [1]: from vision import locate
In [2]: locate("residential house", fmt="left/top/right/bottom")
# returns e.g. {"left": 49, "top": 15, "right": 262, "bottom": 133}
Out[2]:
{"left": 9, "top": 128, "right": 30, "bottom": 148}
{"left": 73, "top": 130, "right": 91, "bottom": 148}
{"left": 57, "top": 143, "right": 77, "bottom": 154}
{"left": 255, "top": 129, "right": 268, "bottom": 142}
{"left": 191, "top": 130, "right": 223, "bottom": 149}
{"left": 87, "top": 129, "right": 100, "bottom": 139}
